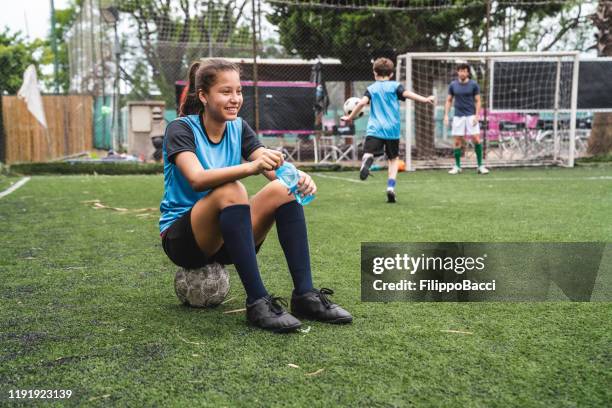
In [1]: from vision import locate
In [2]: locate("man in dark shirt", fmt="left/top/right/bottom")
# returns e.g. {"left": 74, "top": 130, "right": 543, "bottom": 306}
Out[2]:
{"left": 444, "top": 63, "right": 489, "bottom": 175}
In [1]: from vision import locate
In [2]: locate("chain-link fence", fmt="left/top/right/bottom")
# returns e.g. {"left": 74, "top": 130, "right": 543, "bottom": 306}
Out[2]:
{"left": 66, "top": 0, "right": 599, "bottom": 165}
{"left": 66, "top": 0, "right": 115, "bottom": 149}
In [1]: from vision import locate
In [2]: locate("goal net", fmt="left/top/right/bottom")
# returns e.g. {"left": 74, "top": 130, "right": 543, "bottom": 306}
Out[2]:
{"left": 396, "top": 52, "right": 580, "bottom": 170}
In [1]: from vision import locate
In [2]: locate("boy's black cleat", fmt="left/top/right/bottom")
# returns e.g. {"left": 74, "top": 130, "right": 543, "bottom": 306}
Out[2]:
{"left": 386, "top": 189, "right": 396, "bottom": 203}
{"left": 246, "top": 295, "right": 302, "bottom": 333}
{"left": 291, "top": 288, "right": 353, "bottom": 324}
{"left": 359, "top": 156, "right": 374, "bottom": 180}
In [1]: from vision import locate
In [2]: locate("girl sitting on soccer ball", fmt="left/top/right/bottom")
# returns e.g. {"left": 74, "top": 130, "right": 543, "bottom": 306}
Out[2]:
{"left": 159, "top": 58, "right": 352, "bottom": 333}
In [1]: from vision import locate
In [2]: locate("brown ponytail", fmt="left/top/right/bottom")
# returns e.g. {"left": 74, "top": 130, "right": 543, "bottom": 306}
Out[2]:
{"left": 179, "top": 59, "right": 241, "bottom": 117}
{"left": 179, "top": 61, "right": 203, "bottom": 117}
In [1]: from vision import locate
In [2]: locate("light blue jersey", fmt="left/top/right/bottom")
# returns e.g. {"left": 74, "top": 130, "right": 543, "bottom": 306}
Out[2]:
{"left": 159, "top": 116, "right": 244, "bottom": 233}
{"left": 365, "top": 80, "right": 405, "bottom": 140}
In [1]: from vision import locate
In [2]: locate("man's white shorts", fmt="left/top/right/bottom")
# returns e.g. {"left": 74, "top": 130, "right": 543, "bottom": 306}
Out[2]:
{"left": 452, "top": 115, "right": 480, "bottom": 136}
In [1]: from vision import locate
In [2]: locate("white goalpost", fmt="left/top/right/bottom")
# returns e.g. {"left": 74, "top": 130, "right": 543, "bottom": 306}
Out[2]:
{"left": 396, "top": 51, "right": 581, "bottom": 170}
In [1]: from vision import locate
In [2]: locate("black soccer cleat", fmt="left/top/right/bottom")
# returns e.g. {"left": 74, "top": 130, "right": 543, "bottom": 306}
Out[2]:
{"left": 359, "top": 156, "right": 374, "bottom": 180}
{"left": 291, "top": 288, "right": 353, "bottom": 324}
{"left": 246, "top": 295, "right": 302, "bottom": 333}
{"left": 386, "top": 189, "right": 396, "bottom": 203}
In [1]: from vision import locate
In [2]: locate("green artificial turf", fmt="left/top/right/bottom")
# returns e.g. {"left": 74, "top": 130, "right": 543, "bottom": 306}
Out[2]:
{"left": 0, "top": 166, "right": 610, "bottom": 407}
{"left": 0, "top": 175, "right": 22, "bottom": 192}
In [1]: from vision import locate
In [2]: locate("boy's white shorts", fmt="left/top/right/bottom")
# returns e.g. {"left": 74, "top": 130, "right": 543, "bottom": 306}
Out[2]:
{"left": 452, "top": 115, "right": 480, "bottom": 136}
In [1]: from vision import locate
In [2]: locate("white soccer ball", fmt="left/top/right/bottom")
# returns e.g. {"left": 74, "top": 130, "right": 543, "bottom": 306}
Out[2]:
{"left": 343, "top": 97, "right": 364, "bottom": 118}
{"left": 174, "top": 263, "right": 230, "bottom": 308}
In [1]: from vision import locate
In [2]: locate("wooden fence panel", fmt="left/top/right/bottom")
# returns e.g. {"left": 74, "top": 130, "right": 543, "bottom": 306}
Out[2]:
{"left": 2, "top": 95, "right": 93, "bottom": 163}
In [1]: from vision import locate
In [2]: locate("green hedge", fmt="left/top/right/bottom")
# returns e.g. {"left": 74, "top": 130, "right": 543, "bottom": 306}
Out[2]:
{"left": 576, "top": 154, "right": 612, "bottom": 164}
{"left": 4, "top": 161, "right": 352, "bottom": 176}
{"left": 7, "top": 161, "right": 164, "bottom": 175}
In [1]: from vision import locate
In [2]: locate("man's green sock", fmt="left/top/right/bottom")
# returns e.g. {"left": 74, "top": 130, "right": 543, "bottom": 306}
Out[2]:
{"left": 454, "top": 148, "right": 461, "bottom": 168}
{"left": 475, "top": 143, "right": 483, "bottom": 166}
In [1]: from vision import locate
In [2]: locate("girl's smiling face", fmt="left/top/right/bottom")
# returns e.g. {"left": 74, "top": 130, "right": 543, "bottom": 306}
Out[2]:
{"left": 199, "top": 70, "right": 243, "bottom": 122}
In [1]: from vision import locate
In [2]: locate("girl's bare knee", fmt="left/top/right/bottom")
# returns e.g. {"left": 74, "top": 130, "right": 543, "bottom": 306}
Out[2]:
{"left": 213, "top": 181, "right": 249, "bottom": 208}
{"left": 272, "top": 180, "right": 295, "bottom": 204}
{"left": 255, "top": 180, "right": 294, "bottom": 209}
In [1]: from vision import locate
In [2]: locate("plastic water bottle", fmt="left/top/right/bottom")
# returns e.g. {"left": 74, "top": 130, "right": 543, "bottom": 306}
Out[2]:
{"left": 275, "top": 162, "right": 315, "bottom": 205}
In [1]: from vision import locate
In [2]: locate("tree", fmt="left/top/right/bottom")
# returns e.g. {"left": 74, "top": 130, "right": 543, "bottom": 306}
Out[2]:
{"left": 0, "top": 29, "right": 45, "bottom": 94}
{"left": 267, "top": 2, "right": 570, "bottom": 64}
{"left": 500, "top": 2, "right": 592, "bottom": 52}
{"left": 587, "top": 1, "right": 612, "bottom": 156}
{"left": 40, "top": 1, "right": 79, "bottom": 93}
{"left": 114, "top": 0, "right": 252, "bottom": 107}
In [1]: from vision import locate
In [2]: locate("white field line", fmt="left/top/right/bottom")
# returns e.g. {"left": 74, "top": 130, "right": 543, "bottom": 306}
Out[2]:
{"left": 463, "top": 176, "right": 612, "bottom": 182}
{"left": 0, "top": 177, "right": 31, "bottom": 199}
{"left": 313, "top": 173, "right": 612, "bottom": 184}
{"left": 312, "top": 173, "right": 362, "bottom": 183}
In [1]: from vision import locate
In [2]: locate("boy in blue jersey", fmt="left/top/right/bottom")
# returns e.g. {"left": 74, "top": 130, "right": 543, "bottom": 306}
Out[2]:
{"left": 160, "top": 59, "right": 352, "bottom": 333}
{"left": 444, "top": 63, "right": 489, "bottom": 175}
{"left": 341, "top": 57, "right": 434, "bottom": 203}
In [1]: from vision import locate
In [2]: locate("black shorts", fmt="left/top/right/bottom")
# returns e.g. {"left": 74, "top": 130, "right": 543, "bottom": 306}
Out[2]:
{"left": 161, "top": 209, "right": 261, "bottom": 269}
{"left": 363, "top": 136, "right": 400, "bottom": 160}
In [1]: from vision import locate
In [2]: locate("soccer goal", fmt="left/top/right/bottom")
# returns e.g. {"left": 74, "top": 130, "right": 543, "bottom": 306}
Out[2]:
{"left": 396, "top": 52, "right": 581, "bottom": 170}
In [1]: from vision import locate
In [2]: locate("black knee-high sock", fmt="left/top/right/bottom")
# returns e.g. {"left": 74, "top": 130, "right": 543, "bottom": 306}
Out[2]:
{"left": 219, "top": 205, "right": 268, "bottom": 303}
{"left": 275, "top": 201, "right": 313, "bottom": 295}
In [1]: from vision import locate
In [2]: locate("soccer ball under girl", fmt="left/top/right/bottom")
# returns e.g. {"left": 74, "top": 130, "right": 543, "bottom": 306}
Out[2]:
{"left": 174, "top": 263, "right": 230, "bottom": 307}
{"left": 343, "top": 97, "right": 364, "bottom": 118}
